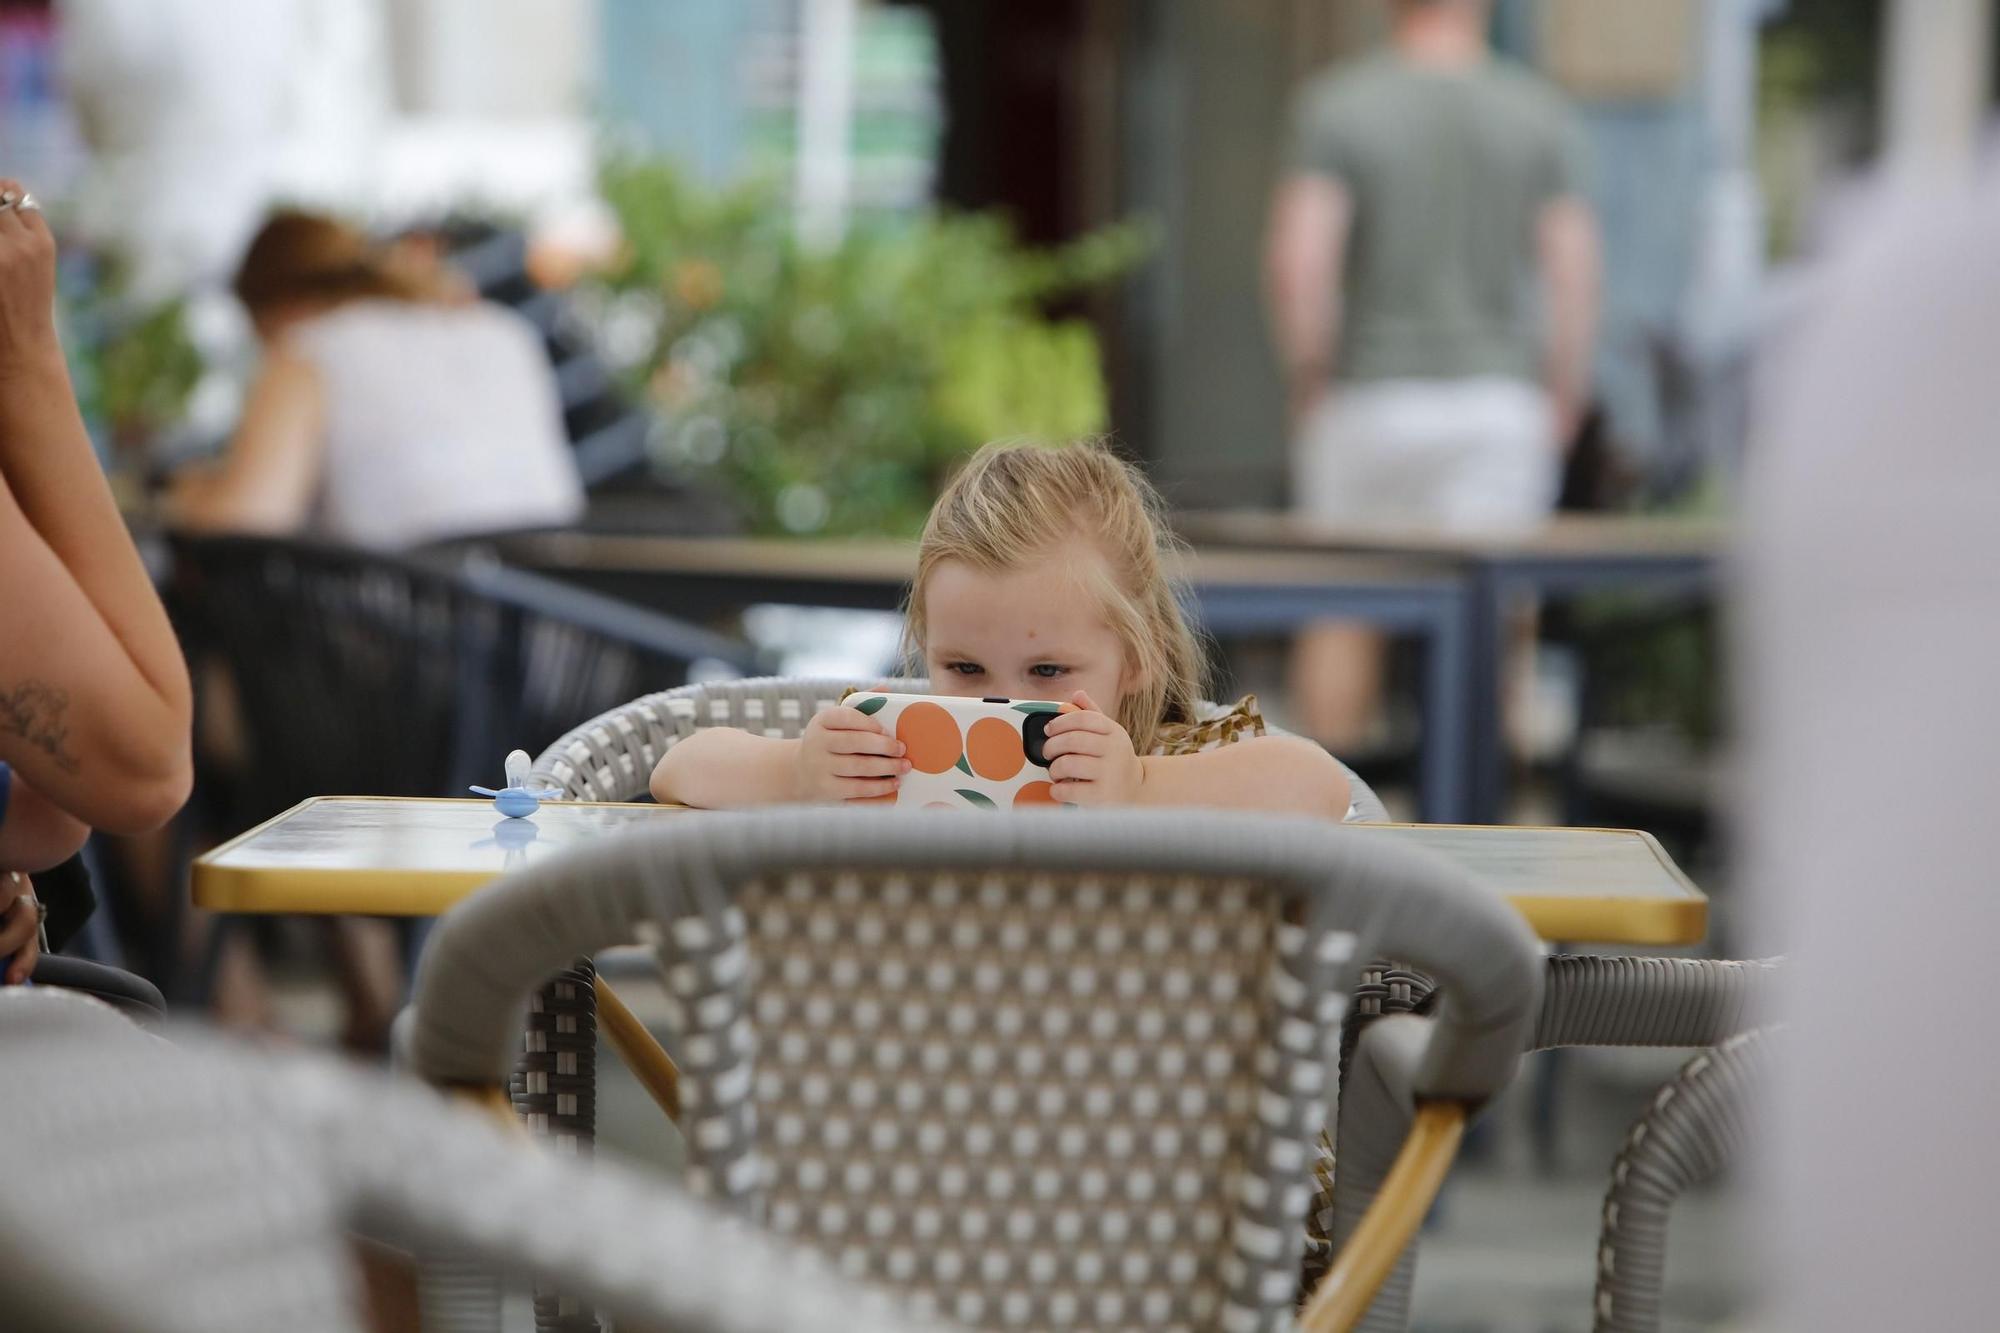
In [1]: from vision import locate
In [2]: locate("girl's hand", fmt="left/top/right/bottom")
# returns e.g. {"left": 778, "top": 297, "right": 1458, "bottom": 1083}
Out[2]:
{"left": 794, "top": 706, "right": 909, "bottom": 803}
{"left": 1, "top": 872, "right": 44, "bottom": 985}
{"left": 1043, "top": 691, "right": 1144, "bottom": 806}
{"left": 0, "top": 179, "right": 60, "bottom": 370}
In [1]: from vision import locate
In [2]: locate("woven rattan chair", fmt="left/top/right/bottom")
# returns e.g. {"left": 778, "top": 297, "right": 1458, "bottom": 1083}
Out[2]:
{"left": 515, "top": 679, "right": 1383, "bottom": 1330}
{"left": 528, "top": 675, "right": 1390, "bottom": 820}
{"left": 0, "top": 988, "right": 950, "bottom": 1333}
{"left": 406, "top": 807, "right": 1544, "bottom": 1332}
{"left": 1592, "top": 1027, "right": 1773, "bottom": 1333}
{"left": 1326, "top": 956, "right": 1781, "bottom": 1330}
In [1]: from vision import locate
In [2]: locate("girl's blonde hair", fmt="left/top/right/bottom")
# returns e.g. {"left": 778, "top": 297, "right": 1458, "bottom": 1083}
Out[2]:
{"left": 905, "top": 440, "right": 1206, "bottom": 753}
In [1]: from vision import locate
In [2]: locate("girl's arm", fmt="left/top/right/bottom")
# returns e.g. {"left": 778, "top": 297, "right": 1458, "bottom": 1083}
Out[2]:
{"left": 1043, "top": 696, "right": 1351, "bottom": 819}
{"left": 649, "top": 709, "right": 906, "bottom": 808}
{"left": 650, "top": 729, "right": 804, "bottom": 808}
{"left": 1137, "top": 735, "right": 1352, "bottom": 820}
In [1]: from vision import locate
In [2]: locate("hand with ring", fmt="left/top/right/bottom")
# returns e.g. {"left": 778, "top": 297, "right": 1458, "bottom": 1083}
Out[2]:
{"left": 1, "top": 871, "right": 45, "bottom": 985}
{"left": 0, "top": 176, "right": 59, "bottom": 366}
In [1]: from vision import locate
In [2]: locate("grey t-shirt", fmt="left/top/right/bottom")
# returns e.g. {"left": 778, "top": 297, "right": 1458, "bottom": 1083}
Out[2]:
{"left": 1286, "top": 53, "right": 1587, "bottom": 385}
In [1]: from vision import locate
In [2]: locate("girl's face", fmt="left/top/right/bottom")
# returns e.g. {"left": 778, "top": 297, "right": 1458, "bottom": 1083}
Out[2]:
{"left": 921, "top": 545, "right": 1132, "bottom": 708}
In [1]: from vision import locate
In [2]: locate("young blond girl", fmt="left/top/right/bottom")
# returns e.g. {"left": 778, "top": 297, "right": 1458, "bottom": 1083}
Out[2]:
{"left": 652, "top": 441, "right": 1350, "bottom": 817}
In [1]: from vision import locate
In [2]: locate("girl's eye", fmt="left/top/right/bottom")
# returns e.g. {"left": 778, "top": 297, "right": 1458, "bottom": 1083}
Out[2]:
{"left": 945, "top": 662, "right": 983, "bottom": 676}
{"left": 1029, "top": 664, "right": 1069, "bottom": 679}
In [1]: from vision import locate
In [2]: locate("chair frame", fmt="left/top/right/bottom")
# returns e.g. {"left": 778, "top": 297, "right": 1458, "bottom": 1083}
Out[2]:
{"left": 1592, "top": 1028, "right": 1772, "bottom": 1333}
{"left": 407, "top": 807, "right": 1544, "bottom": 1331}
{"left": 1323, "top": 956, "right": 1780, "bottom": 1329}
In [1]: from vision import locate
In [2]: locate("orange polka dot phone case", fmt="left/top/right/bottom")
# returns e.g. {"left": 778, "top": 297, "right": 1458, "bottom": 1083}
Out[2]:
{"left": 844, "top": 692, "right": 1080, "bottom": 810}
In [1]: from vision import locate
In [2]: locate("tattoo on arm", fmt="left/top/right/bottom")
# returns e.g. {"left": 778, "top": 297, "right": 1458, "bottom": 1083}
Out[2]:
{"left": 0, "top": 680, "right": 80, "bottom": 774}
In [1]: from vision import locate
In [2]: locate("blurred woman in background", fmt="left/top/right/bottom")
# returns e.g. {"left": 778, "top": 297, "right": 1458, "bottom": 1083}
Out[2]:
{"left": 166, "top": 210, "right": 585, "bottom": 1047}
{"left": 168, "top": 209, "right": 584, "bottom": 546}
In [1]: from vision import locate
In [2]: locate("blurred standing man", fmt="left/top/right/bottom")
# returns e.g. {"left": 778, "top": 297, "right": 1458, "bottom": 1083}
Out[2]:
{"left": 1265, "top": 0, "right": 1600, "bottom": 751}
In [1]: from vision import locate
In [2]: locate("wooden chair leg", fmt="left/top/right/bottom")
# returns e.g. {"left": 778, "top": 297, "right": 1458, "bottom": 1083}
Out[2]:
{"left": 1298, "top": 1101, "right": 1467, "bottom": 1332}
{"left": 595, "top": 976, "right": 681, "bottom": 1123}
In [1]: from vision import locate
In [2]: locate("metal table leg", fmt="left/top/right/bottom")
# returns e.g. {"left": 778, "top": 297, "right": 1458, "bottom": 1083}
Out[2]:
{"left": 1463, "top": 566, "right": 1510, "bottom": 826}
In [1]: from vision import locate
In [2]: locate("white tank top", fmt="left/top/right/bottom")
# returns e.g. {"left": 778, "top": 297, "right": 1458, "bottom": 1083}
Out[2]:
{"left": 286, "top": 299, "right": 587, "bottom": 549}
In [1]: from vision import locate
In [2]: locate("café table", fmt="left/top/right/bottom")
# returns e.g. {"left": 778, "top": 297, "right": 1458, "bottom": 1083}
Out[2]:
{"left": 193, "top": 796, "right": 1707, "bottom": 947}
{"left": 1177, "top": 509, "right": 1729, "bottom": 824}
{"left": 479, "top": 532, "right": 1478, "bottom": 823}
{"left": 195, "top": 797, "right": 1708, "bottom": 1183}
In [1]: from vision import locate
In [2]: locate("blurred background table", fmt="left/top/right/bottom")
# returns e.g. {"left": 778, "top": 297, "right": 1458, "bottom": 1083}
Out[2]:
{"left": 192, "top": 797, "right": 1705, "bottom": 946}
{"left": 1178, "top": 510, "right": 1730, "bottom": 824}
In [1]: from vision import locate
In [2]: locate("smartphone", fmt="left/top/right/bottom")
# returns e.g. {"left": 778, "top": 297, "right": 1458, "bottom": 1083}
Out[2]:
{"left": 844, "top": 691, "right": 1080, "bottom": 809}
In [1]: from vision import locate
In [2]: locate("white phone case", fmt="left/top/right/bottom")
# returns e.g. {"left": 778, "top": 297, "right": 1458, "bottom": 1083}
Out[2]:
{"left": 844, "top": 691, "right": 1076, "bottom": 809}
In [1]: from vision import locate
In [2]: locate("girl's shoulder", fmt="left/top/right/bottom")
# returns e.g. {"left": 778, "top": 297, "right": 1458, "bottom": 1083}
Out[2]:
{"left": 1151, "top": 694, "right": 1267, "bottom": 756}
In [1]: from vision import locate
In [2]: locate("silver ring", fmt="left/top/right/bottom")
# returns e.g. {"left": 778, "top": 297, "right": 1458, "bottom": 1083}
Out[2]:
{"left": 16, "top": 192, "right": 37, "bottom": 213}
{"left": 0, "top": 190, "right": 16, "bottom": 210}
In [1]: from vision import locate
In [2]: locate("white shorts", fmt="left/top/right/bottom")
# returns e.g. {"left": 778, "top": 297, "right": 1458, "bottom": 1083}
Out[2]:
{"left": 1292, "top": 377, "right": 1560, "bottom": 531}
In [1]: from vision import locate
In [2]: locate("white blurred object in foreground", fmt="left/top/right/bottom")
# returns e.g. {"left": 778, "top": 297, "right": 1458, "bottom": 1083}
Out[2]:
{"left": 1743, "top": 167, "right": 2000, "bottom": 1327}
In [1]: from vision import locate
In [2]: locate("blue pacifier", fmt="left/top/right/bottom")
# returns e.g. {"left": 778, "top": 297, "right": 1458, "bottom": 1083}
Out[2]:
{"left": 471, "top": 750, "right": 562, "bottom": 819}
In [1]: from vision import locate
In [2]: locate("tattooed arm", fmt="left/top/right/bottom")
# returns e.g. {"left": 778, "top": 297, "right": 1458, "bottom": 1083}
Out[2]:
{"left": 0, "top": 178, "right": 192, "bottom": 831}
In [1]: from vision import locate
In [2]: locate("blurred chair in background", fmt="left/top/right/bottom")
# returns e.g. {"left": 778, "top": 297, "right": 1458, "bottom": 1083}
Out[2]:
{"left": 164, "top": 534, "right": 755, "bottom": 1047}
{"left": 1316, "top": 954, "right": 1778, "bottom": 1328}
{"left": 1591, "top": 1027, "right": 1774, "bottom": 1333}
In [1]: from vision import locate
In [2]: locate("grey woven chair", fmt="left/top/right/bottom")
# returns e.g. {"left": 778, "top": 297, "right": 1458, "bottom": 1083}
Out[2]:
{"left": 1592, "top": 1027, "right": 1773, "bottom": 1333}
{"left": 518, "top": 678, "right": 1383, "bottom": 1330}
{"left": 0, "top": 988, "right": 951, "bottom": 1333}
{"left": 407, "top": 807, "right": 1544, "bottom": 1332}
{"left": 529, "top": 675, "right": 1391, "bottom": 821}
{"left": 1326, "top": 956, "right": 1781, "bottom": 1330}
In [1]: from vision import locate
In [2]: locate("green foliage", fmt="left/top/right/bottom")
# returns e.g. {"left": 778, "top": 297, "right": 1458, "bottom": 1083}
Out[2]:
{"left": 587, "top": 153, "right": 1150, "bottom": 536}
{"left": 57, "top": 255, "right": 203, "bottom": 449}
{"left": 1569, "top": 598, "right": 1724, "bottom": 747}
{"left": 1756, "top": 0, "right": 1885, "bottom": 257}
{"left": 94, "top": 298, "right": 203, "bottom": 441}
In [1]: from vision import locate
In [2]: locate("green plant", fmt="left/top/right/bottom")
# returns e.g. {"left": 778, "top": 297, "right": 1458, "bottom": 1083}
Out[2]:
{"left": 587, "top": 153, "right": 1150, "bottom": 537}
{"left": 1568, "top": 598, "right": 1724, "bottom": 748}
{"left": 93, "top": 297, "right": 203, "bottom": 442}
{"left": 57, "top": 254, "right": 202, "bottom": 451}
